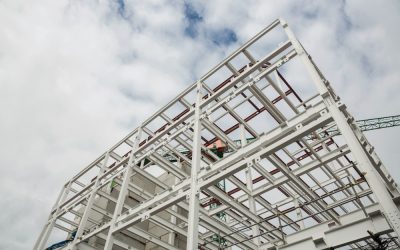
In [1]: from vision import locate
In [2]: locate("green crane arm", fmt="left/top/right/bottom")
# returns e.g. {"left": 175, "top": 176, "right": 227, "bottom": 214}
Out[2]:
{"left": 353, "top": 115, "right": 400, "bottom": 132}
{"left": 322, "top": 114, "right": 400, "bottom": 138}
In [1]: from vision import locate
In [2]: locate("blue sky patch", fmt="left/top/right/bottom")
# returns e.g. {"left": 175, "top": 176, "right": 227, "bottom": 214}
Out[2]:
{"left": 209, "top": 28, "right": 238, "bottom": 46}
{"left": 184, "top": 2, "right": 203, "bottom": 38}
{"left": 116, "top": 0, "right": 126, "bottom": 18}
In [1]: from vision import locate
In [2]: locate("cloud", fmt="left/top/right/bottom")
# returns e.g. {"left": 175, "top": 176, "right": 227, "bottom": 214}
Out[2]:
{"left": 0, "top": 0, "right": 399, "bottom": 249}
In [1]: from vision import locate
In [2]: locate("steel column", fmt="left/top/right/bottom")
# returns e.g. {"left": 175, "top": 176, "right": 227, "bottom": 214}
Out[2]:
{"left": 33, "top": 183, "right": 67, "bottom": 250}
{"left": 186, "top": 81, "right": 203, "bottom": 250}
{"left": 69, "top": 153, "right": 110, "bottom": 249}
{"left": 241, "top": 124, "right": 261, "bottom": 247}
{"left": 104, "top": 129, "right": 141, "bottom": 250}
{"left": 280, "top": 18, "right": 400, "bottom": 237}
{"left": 35, "top": 181, "right": 72, "bottom": 250}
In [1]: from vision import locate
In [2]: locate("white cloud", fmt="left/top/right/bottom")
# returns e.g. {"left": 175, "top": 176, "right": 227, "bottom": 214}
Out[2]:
{"left": 0, "top": 0, "right": 399, "bottom": 249}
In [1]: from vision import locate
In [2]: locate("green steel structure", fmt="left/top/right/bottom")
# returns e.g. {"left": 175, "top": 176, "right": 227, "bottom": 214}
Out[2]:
{"left": 332, "top": 114, "right": 400, "bottom": 133}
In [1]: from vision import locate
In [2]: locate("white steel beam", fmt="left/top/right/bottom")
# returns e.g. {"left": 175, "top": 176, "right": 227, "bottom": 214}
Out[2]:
{"left": 241, "top": 124, "right": 261, "bottom": 247}
{"left": 267, "top": 154, "right": 340, "bottom": 225}
{"left": 114, "top": 101, "right": 330, "bottom": 235}
{"left": 35, "top": 181, "right": 73, "bottom": 250}
{"left": 212, "top": 145, "right": 350, "bottom": 217}
{"left": 103, "top": 129, "right": 141, "bottom": 250}
{"left": 78, "top": 195, "right": 181, "bottom": 250}
{"left": 280, "top": 18, "right": 400, "bottom": 237}
{"left": 200, "top": 103, "right": 331, "bottom": 187}
{"left": 70, "top": 153, "right": 110, "bottom": 249}
{"left": 206, "top": 185, "right": 283, "bottom": 243}
{"left": 33, "top": 183, "right": 67, "bottom": 250}
{"left": 186, "top": 81, "right": 203, "bottom": 250}
{"left": 260, "top": 204, "right": 394, "bottom": 250}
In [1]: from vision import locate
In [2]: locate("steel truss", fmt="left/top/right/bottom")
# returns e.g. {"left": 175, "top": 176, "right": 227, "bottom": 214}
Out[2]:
{"left": 34, "top": 19, "right": 400, "bottom": 250}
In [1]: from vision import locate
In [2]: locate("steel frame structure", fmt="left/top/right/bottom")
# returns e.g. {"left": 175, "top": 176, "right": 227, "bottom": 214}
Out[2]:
{"left": 34, "top": 19, "right": 400, "bottom": 250}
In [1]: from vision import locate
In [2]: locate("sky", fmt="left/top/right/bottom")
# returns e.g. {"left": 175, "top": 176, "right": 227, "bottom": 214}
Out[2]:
{"left": 0, "top": 0, "right": 399, "bottom": 249}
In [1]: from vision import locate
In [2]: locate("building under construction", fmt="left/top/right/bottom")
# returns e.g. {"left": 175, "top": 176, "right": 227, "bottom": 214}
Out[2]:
{"left": 34, "top": 19, "right": 400, "bottom": 250}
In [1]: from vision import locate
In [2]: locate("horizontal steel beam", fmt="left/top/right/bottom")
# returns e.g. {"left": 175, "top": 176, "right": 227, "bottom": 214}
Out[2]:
{"left": 261, "top": 204, "right": 392, "bottom": 250}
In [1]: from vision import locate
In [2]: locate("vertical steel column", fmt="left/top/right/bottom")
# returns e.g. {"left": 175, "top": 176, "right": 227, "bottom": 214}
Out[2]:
{"left": 186, "top": 81, "right": 203, "bottom": 250}
{"left": 35, "top": 181, "right": 72, "bottom": 250}
{"left": 294, "top": 196, "right": 305, "bottom": 230}
{"left": 104, "top": 129, "right": 142, "bottom": 250}
{"left": 169, "top": 161, "right": 181, "bottom": 246}
{"left": 33, "top": 183, "right": 67, "bottom": 250}
{"left": 33, "top": 224, "right": 49, "bottom": 250}
{"left": 69, "top": 153, "right": 110, "bottom": 249}
{"left": 241, "top": 124, "right": 261, "bottom": 247}
{"left": 280, "top": 18, "right": 400, "bottom": 236}
{"left": 168, "top": 201, "right": 178, "bottom": 246}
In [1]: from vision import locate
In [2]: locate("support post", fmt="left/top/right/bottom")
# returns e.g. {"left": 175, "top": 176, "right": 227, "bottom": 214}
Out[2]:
{"left": 35, "top": 181, "right": 72, "bottom": 250}
{"left": 103, "top": 129, "right": 142, "bottom": 250}
{"left": 169, "top": 161, "right": 181, "bottom": 246}
{"left": 294, "top": 196, "right": 305, "bottom": 230}
{"left": 70, "top": 153, "right": 110, "bottom": 249}
{"left": 186, "top": 81, "right": 203, "bottom": 250}
{"left": 241, "top": 124, "right": 261, "bottom": 247}
{"left": 33, "top": 184, "right": 67, "bottom": 250}
{"left": 280, "top": 18, "right": 400, "bottom": 237}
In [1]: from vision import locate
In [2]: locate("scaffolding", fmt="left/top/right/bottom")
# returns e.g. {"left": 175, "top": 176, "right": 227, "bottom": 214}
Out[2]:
{"left": 34, "top": 19, "right": 400, "bottom": 250}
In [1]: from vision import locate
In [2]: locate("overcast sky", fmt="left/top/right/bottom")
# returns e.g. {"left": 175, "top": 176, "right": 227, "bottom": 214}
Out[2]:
{"left": 1, "top": 1, "right": 399, "bottom": 249}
